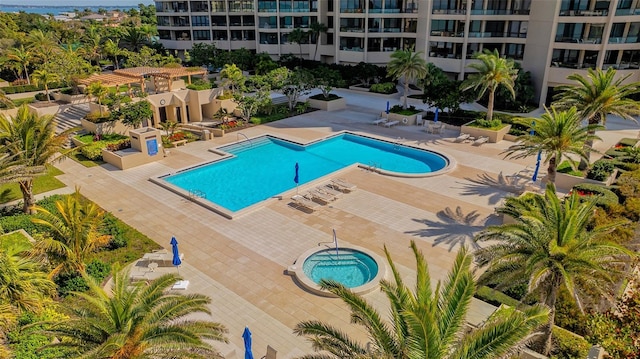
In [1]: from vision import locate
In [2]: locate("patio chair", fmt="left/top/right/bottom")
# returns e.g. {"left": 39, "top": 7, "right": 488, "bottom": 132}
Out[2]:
{"left": 261, "top": 345, "right": 277, "bottom": 359}
{"left": 472, "top": 136, "right": 489, "bottom": 146}
{"left": 372, "top": 118, "right": 387, "bottom": 125}
{"left": 331, "top": 178, "right": 357, "bottom": 192}
{"left": 317, "top": 185, "right": 343, "bottom": 199}
{"left": 384, "top": 120, "right": 399, "bottom": 128}
{"left": 291, "top": 194, "right": 321, "bottom": 212}
{"left": 454, "top": 133, "right": 470, "bottom": 142}
{"left": 306, "top": 190, "right": 334, "bottom": 204}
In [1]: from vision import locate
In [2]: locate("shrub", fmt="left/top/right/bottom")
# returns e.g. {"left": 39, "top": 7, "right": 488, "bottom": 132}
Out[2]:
{"left": 586, "top": 159, "right": 615, "bottom": 181}
{"left": 55, "top": 272, "right": 89, "bottom": 296}
{"left": 102, "top": 213, "right": 128, "bottom": 249}
{"left": 474, "top": 286, "right": 522, "bottom": 308}
{"left": 615, "top": 169, "right": 640, "bottom": 200}
{"left": 186, "top": 78, "right": 213, "bottom": 90}
{"left": 369, "top": 82, "right": 396, "bottom": 94}
{"left": 86, "top": 259, "right": 111, "bottom": 283}
{"left": 84, "top": 111, "right": 113, "bottom": 124}
{"left": 389, "top": 104, "right": 422, "bottom": 115}
{"left": 0, "top": 195, "right": 62, "bottom": 234}
{"left": 309, "top": 93, "right": 341, "bottom": 101}
{"left": 624, "top": 197, "right": 640, "bottom": 221}
{"left": 80, "top": 144, "right": 105, "bottom": 160}
{"left": 551, "top": 326, "right": 590, "bottom": 359}
{"left": 34, "top": 92, "right": 52, "bottom": 101}
{"left": 473, "top": 118, "right": 502, "bottom": 129}
{"left": 557, "top": 160, "right": 583, "bottom": 177}
{"left": 572, "top": 183, "right": 619, "bottom": 209}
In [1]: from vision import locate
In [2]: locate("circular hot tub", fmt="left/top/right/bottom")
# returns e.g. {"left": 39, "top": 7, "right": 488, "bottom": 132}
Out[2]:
{"left": 288, "top": 245, "right": 386, "bottom": 297}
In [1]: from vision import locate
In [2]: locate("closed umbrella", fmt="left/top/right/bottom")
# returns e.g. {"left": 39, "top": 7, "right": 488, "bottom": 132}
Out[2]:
{"left": 242, "top": 326, "right": 254, "bottom": 359}
{"left": 532, "top": 150, "right": 542, "bottom": 182}
{"left": 433, "top": 107, "right": 439, "bottom": 123}
{"left": 294, "top": 162, "right": 299, "bottom": 194}
{"left": 386, "top": 101, "right": 390, "bottom": 114}
{"left": 170, "top": 236, "right": 181, "bottom": 274}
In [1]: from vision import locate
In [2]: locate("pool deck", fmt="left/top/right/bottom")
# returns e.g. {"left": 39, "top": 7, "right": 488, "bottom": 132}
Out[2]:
{"left": 52, "top": 89, "right": 640, "bottom": 358}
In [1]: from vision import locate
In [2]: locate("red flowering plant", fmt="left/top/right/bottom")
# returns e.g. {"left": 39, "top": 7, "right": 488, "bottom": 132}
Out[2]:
{"left": 168, "top": 132, "right": 186, "bottom": 142}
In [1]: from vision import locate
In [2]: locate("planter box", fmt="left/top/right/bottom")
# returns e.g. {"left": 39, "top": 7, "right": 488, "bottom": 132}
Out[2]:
{"left": 460, "top": 121, "right": 512, "bottom": 143}
{"left": 52, "top": 92, "right": 85, "bottom": 104}
{"left": 81, "top": 118, "right": 132, "bottom": 135}
{"left": 27, "top": 104, "right": 60, "bottom": 117}
{"left": 88, "top": 102, "right": 109, "bottom": 114}
{"left": 504, "top": 134, "right": 519, "bottom": 142}
{"left": 307, "top": 96, "right": 346, "bottom": 111}
{"left": 383, "top": 111, "right": 427, "bottom": 126}
{"left": 211, "top": 128, "right": 225, "bottom": 137}
{"left": 555, "top": 169, "right": 618, "bottom": 191}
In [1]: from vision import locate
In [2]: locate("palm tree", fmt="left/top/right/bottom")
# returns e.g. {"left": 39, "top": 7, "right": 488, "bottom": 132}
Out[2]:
{"left": 288, "top": 28, "right": 308, "bottom": 59}
{"left": 309, "top": 22, "right": 328, "bottom": 60}
{"left": 0, "top": 303, "right": 17, "bottom": 359}
{"left": 80, "top": 27, "right": 104, "bottom": 66}
{"left": 0, "top": 241, "right": 55, "bottom": 313}
{"left": 103, "top": 38, "right": 123, "bottom": 69}
{"left": 31, "top": 188, "right": 111, "bottom": 277}
{"left": 219, "top": 63, "right": 245, "bottom": 94}
{"left": 25, "top": 29, "right": 59, "bottom": 63}
{"left": 7, "top": 45, "right": 33, "bottom": 85}
{"left": 121, "top": 27, "right": 148, "bottom": 51}
{"left": 86, "top": 81, "right": 109, "bottom": 116}
{"left": 475, "top": 184, "right": 634, "bottom": 356}
{"left": 0, "top": 90, "right": 13, "bottom": 109}
{"left": 294, "top": 241, "right": 549, "bottom": 359}
{"left": 462, "top": 49, "right": 518, "bottom": 122}
{"left": 45, "top": 269, "right": 229, "bottom": 358}
{"left": 0, "top": 106, "right": 70, "bottom": 213}
{"left": 502, "top": 106, "right": 602, "bottom": 184}
{"left": 31, "top": 69, "right": 60, "bottom": 103}
{"left": 387, "top": 49, "right": 428, "bottom": 110}
{"left": 553, "top": 67, "right": 640, "bottom": 162}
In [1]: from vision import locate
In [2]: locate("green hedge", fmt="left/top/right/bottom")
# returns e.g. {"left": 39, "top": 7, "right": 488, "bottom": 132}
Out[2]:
{"left": 551, "top": 326, "right": 590, "bottom": 359}
{"left": 586, "top": 159, "right": 615, "bottom": 181}
{"left": 1, "top": 82, "right": 62, "bottom": 94}
{"left": 557, "top": 160, "right": 583, "bottom": 177}
{"left": 76, "top": 133, "right": 130, "bottom": 161}
{"left": 474, "top": 286, "right": 522, "bottom": 308}
{"left": 572, "top": 183, "right": 619, "bottom": 208}
{"left": 369, "top": 82, "right": 397, "bottom": 94}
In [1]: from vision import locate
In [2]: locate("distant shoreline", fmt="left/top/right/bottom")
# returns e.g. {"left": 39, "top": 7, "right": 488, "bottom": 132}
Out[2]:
{"left": 0, "top": 4, "right": 145, "bottom": 15}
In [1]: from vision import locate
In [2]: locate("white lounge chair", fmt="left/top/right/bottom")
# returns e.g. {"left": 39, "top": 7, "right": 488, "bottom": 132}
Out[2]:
{"left": 306, "top": 190, "right": 334, "bottom": 204}
{"left": 454, "top": 133, "right": 470, "bottom": 142}
{"left": 291, "top": 194, "right": 321, "bottom": 211}
{"left": 384, "top": 120, "right": 399, "bottom": 128}
{"left": 331, "top": 178, "right": 357, "bottom": 192}
{"left": 318, "top": 185, "right": 343, "bottom": 198}
{"left": 473, "top": 136, "right": 489, "bottom": 146}
{"left": 372, "top": 118, "right": 387, "bottom": 125}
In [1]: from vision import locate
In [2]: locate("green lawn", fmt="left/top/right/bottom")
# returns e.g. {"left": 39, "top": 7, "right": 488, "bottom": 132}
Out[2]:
{"left": 0, "top": 230, "right": 32, "bottom": 250}
{"left": 0, "top": 165, "right": 65, "bottom": 204}
{"left": 68, "top": 151, "right": 105, "bottom": 168}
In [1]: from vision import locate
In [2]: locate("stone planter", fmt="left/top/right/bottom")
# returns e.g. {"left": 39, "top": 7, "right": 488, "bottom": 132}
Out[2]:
{"left": 88, "top": 102, "right": 109, "bottom": 114}
{"left": 52, "top": 92, "right": 85, "bottom": 104}
{"left": 382, "top": 111, "right": 427, "bottom": 126}
{"left": 555, "top": 169, "right": 618, "bottom": 191}
{"left": 504, "top": 133, "right": 519, "bottom": 142}
{"left": 460, "top": 121, "right": 512, "bottom": 143}
{"left": 211, "top": 128, "right": 225, "bottom": 137}
{"left": 81, "top": 118, "right": 132, "bottom": 135}
{"left": 307, "top": 96, "right": 346, "bottom": 111}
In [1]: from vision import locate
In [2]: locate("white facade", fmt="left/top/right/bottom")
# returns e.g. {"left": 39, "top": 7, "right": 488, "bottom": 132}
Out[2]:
{"left": 155, "top": 0, "right": 640, "bottom": 105}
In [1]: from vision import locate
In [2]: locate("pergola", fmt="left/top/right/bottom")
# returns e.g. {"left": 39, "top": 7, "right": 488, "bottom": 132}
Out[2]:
{"left": 77, "top": 66, "right": 208, "bottom": 94}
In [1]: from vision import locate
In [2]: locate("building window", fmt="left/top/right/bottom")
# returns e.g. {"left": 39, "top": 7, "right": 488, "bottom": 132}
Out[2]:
{"left": 258, "top": 0, "right": 277, "bottom": 12}
{"left": 191, "top": 16, "right": 210, "bottom": 26}
{"left": 368, "top": 37, "right": 382, "bottom": 51}
{"left": 485, "top": 21, "right": 505, "bottom": 37}
{"left": 383, "top": 18, "right": 402, "bottom": 32}
{"left": 193, "top": 30, "right": 211, "bottom": 40}
{"left": 228, "top": 0, "right": 253, "bottom": 11}
{"left": 210, "top": 0, "right": 225, "bottom": 12}
{"left": 190, "top": 1, "right": 208, "bottom": 12}
{"left": 555, "top": 23, "right": 585, "bottom": 42}
{"left": 158, "top": 30, "right": 172, "bottom": 39}
{"left": 259, "top": 16, "right": 277, "bottom": 28}
{"left": 507, "top": 21, "right": 528, "bottom": 38}
{"left": 340, "top": 18, "right": 364, "bottom": 32}
{"left": 158, "top": 16, "right": 171, "bottom": 26}
{"left": 505, "top": 43, "right": 525, "bottom": 60}
{"left": 230, "top": 15, "right": 242, "bottom": 25}
{"left": 327, "top": 16, "right": 333, "bottom": 28}
{"left": 211, "top": 15, "right": 227, "bottom": 26}
{"left": 340, "top": 0, "right": 364, "bottom": 13}
{"left": 243, "top": 15, "right": 255, "bottom": 26}
{"left": 404, "top": 19, "right": 417, "bottom": 33}
{"left": 340, "top": 36, "right": 363, "bottom": 51}
{"left": 213, "top": 30, "right": 228, "bottom": 40}
{"left": 259, "top": 32, "right": 278, "bottom": 44}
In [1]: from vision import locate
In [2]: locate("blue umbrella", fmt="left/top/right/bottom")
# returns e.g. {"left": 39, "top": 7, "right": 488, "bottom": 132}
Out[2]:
{"left": 532, "top": 150, "right": 542, "bottom": 182}
{"left": 294, "top": 162, "right": 299, "bottom": 194}
{"left": 433, "top": 108, "right": 439, "bottom": 123}
{"left": 386, "top": 101, "right": 390, "bottom": 114}
{"left": 170, "top": 237, "right": 181, "bottom": 273}
{"left": 530, "top": 120, "right": 536, "bottom": 136}
{"left": 242, "top": 327, "right": 254, "bottom": 359}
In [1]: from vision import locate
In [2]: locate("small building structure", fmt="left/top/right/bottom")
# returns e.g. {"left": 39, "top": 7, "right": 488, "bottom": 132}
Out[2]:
{"left": 102, "top": 127, "right": 164, "bottom": 170}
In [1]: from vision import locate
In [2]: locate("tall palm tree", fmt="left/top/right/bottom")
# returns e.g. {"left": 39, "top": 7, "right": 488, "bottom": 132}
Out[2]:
{"left": 462, "top": 49, "right": 518, "bottom": 122}
{"left": 288, "top": 28, "right": 308, "bottom": 60}
{"left": 219, "top": 63, "right": 245, "bottom": 94}
{"left": 387, "top": 49, "right": 428, "bottom": 110}
{"left": 86, "top": 81, "right": 109, "bottom": 116}
{"left": 0, "top": 241, "right": 55, "bottom": 313}
{"left": 0, "top": 106, "right": 70, "bottom": 213}
{"left": 103, "top": 38, "right": 123, "bottom": 69}
{"left": 553, "top": 67, "right": 640, "bottom": 162}
{"left": 31, "top": 69, "right": 60, "bottom": 103}
{"left": 25, "top": 29, "right": 59, "bottom": 63}
{"left": 475, "top": 184, "right": 634, "bottom": 356}
{"left": 7, "top": 45, "right": 33, "bottom": 85}
{"left": 44, "top": 269, "right": 229, "bottom": 358}
{"left": 502, "top": 106, "right": 602, "bottom": 184}
{"left": 309, "top": 22, "right": 328, "bottom": 60}
{"left": 0, "top": 303, "right": 17, "bottom": 359}
{"left": 0, "top": 90, "right": 13, "bottom": 109}
{"left": 80, "top": 27, "right": 104, "bottom": 66}
{"left": 121, "top": 27, "right": 148, "bottom": 51}
{"left": 31, "top": 189, "right": 111, "bottom": 277}
{"left": 294, "top": 241, "right": 549, "bottom": 359}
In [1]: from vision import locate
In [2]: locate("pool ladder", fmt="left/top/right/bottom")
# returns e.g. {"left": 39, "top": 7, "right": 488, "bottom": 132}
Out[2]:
{"left": 188, "top": 189, "right": 206, "bottom": 199}
{"left": 237, "top": 133, "right": 252, "bottom": 147}
{"left": 368, "top": 161, "right": 380, "bottom": 172}
{"left": 393, "top": 137, "right": 404, "bottom": 150}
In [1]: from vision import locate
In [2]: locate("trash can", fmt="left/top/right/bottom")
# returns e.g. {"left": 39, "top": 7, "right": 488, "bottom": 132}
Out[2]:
{"left": 416, "top": 114, "right": 423, "bottom": 126}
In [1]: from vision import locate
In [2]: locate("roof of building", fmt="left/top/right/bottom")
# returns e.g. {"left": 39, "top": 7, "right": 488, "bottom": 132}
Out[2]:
{"left": 77, "top": 66, "right": 208, "bottom": 87}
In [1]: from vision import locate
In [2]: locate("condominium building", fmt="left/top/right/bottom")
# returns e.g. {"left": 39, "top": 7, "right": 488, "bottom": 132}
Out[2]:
{"left": 155, "top": 0, "right": 640, "bottom": 105}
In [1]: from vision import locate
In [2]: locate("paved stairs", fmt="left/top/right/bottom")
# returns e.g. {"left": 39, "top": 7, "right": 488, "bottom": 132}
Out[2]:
{"left": 54, "top": 104, "right": 89, "bottom": 134}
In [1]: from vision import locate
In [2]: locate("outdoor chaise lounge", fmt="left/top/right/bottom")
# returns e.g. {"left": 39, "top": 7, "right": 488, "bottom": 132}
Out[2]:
{"left": 455, "top": 133, "right": 470, "bottom": 142}
{"left": 317, "top": 185, "right": 343, "bottom": 199}
{"left": 143, "top": 250, "right": 185, "bottom": 267}
{"left": 306, "top": 190, "right": 335, "bottom": 204}
{"left": 330, "top": 178, "right": 357, "bottom": 192}
{"left": 473, "top": 136, "right": 489, "bottom": 146}
{"left": 292, "top": 194, "right": 321, "bottom": 211}
{"left": 384, "top": 120, "right": 399, "bottom": 128}
{"left": 372, "top": 118, "right": 387, "bottom": 125}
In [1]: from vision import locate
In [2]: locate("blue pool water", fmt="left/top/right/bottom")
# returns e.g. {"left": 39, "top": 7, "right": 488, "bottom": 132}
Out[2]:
{"left": 303, "top": 249, "right": 378, "bottom": 288}
{"left": 163, "top": 133, "right": 447, "bottom": 212}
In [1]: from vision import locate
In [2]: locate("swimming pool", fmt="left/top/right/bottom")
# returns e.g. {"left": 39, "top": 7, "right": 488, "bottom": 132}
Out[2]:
{"left": 155, "top": 132, "right": 451, "bottom": 216}
{"left": 303, "top": 248, "right": 378, "bottom": 288}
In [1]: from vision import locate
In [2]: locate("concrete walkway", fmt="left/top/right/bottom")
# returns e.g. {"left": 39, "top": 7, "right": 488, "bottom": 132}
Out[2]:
{"left": 43, "top": 89, "right": 639, "bottom": 358}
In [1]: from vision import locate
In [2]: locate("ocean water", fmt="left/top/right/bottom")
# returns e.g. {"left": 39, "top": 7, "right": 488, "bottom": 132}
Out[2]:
{"left": 0, "top": 5, "right": 139, "bottom": 15}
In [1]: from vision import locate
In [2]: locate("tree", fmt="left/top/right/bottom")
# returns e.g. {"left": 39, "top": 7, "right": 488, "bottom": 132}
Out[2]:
{"left": 387, "top": 49, "right": 428, "bottom": 109}
{"left": 7, "top": 45, "right": 32, "bottom": 85}
{"left": 25, "top": 29, "right": 59, "bottom": 64}
{"left": 45, "top": 268, "right": 229, "bottom": 358}
{"left": 189, "top": 43, "right": 218, "bottom": 67}
{"left": 462, "top": 49, "right": 518, "bottom": 122}
{"left": 421, "top": 64, "right": 475, "bottom": 113}
{"left": 103, "top": 39, "right": 123, "bottom": 69}
{"left": 475, "top": 184, "right": 634, "bottom": 356}
{"left": 234, "top": 90, "right": 270, "bottom": 123}
{"left": 309, "top": 22, "right": 328, "bottom": 60}
{"left": 0, "top": 90, "right": 13, "bottom": 109}
{"left": 31, "top": 189, "right": 111, "bottom": 277}
{"left": 267, "top": 67, "right": 313, "bottom": 112}
{"left": 31, "top": 69, "right": 59, "bottom": 103}
{"left": 288, "top": 28, "right": 308, "bottom": 59}
{"left": 40, "top": 44, "right": 95, "bottom": 92}
{"left": 502, "top": 106, "right": 602, "bottom": 184}
{"left": 295, "top": 241, "right": 548, "bottom": 359}
{"left": 553, "top": 67, "right": 640, "bottom": 162}
{"left": 121, "top": 26, "right": 148, "bottom": 51}
{"left": 310, "top": 66, "right": 343, "bottom": 100}
{"left": 0, "top": 106, "right": 70, "bottom": 213}
{"left": 86, "top": 81, "right": 109, "bottom": 116}
{"left": 110, "top": 100, "right": 153, "bottom": 129}
{"left": 219, "top": 63, "right": 245, "bottom": 94}
{"left": 80, "top": 26, "right": 104, "bottom": 66}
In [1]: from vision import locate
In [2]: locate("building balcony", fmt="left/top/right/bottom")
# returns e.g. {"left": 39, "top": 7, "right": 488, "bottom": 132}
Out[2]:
{"left": 470, "top": 9, "right": 530, "bottom": 15}
{"left": 555, "top": 37, "right": 602, "bottom": 44}
{"left": 559, "top": 9, "right": 608, "bottom": 16}
{"left": 432, "top": 9, "right": 466, "bottom": 15}
{"left": 615, "top": 8, "right": 640, "bottom": 15}
{"left": 608, "top": 36, "right": 639, "bottom": 44}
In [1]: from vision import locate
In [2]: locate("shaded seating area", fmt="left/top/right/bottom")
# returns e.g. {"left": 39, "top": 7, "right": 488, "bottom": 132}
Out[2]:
{"left": 142, "top": 249, "right": 185, "bottom": 267}
{"left": 291, "top": 194, "right": 321, "bottom": 212}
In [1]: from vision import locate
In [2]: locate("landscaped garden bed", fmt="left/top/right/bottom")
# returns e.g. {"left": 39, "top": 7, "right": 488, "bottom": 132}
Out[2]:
{"left": 0, "top": 165, "right": 65, "bottom": 204}
{"left": 307, "top": 93, "right": 346, "bottom": 111}
{"left": 460, "top": 118, "right": 511, "bottom": 143}
{"left": 73, "top": 133, "right": 130, "bottom": 161}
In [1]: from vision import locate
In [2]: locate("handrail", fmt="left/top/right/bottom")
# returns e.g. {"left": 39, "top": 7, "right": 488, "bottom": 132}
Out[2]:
{"left": 237, "top": 133, "right": 252, "bottom": 147}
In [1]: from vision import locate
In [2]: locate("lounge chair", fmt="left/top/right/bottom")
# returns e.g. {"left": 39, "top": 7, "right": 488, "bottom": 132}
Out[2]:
{"left": 331, "top": 178, "right": 357, "bottom": 192}
{"left": 384, "top": 120, "right": 399, "bottom": 128}
{"left": 372, "top": 118, "right": 387, "bottom": 125}
{"left": 454, "top": 133, "right": 470, "bottom": 142}
{"left": 291, "top": 194, "right": 321, "bottom": 211}
{"left": 318, "top": 185, "right": 343, "bottom": 198}
{"left": 306, "top": 190, "right": 334, "bottom": 204}
{"left": 473, "top": 136, "right": 489, "bottom": 146}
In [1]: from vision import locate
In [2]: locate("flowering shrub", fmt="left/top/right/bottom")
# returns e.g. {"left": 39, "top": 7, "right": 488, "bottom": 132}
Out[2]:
{"left": 168, "top": 132, "right": 186, "bottom": 142}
